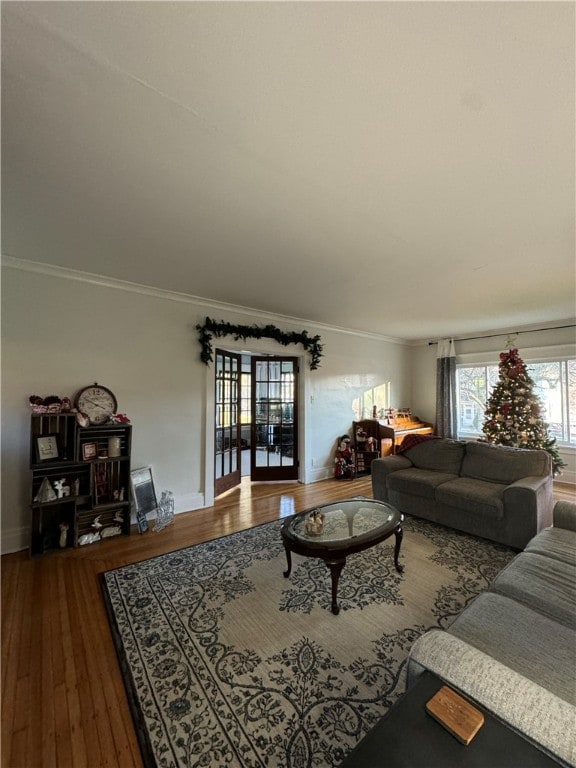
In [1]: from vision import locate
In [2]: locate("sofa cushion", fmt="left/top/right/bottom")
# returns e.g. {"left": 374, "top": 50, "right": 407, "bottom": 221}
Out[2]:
{"left": 403, "top": 438, "right": 466, "bottom": 475}
{"left": 435, "top": 477, "right": 505, "bottom": 519}
{"left": 448, "top": 592, "right": 576, "bottom": 705}
{"left": 386, "top": 468, "right": 458, "bottom": 500}
{"left": 461, "top": 442, "right": 551, "bottom": 485}
{"left": 525, "top": 526, "right": 576, "bottom": 566}
{"left": 491, "top": 552, "right": 576, "bottom": 629}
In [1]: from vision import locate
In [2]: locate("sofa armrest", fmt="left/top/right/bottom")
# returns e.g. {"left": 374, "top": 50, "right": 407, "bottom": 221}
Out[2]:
{"left": 553, "top": 500, "right": 576, "bottom": 532}
{"left": 371, "top": 456, "right": 412, "bottom": 502}
{"left": 502, "top": 475, "right": 554, "bottom": 541}
{"left": 407, "top": 630, "right": 576, "bottom": 766}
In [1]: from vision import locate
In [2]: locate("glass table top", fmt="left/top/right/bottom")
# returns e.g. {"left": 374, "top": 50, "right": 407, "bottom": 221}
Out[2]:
{"left": 287, "top": 498, "right": 401, "bottom": 545}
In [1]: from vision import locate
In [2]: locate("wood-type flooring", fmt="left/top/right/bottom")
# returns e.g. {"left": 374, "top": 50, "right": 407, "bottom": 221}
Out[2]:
{"left": 2, "top": 477, "right": 574, "bottom": 768}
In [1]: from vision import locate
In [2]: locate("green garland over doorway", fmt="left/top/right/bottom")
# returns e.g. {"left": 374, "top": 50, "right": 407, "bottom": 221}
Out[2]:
{"left": 196, "top": 317, "right": 324, "bottom": 369}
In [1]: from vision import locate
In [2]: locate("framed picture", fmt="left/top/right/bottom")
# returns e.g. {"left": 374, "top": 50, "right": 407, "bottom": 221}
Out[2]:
{"left": 36, "top": 434, "right": 60, "bottom": 462}
{"left": 130, "top": 466, "right": 158, "bottom": 533}
{"left": 82, "top": 442, "right": 98, "bottom": 461}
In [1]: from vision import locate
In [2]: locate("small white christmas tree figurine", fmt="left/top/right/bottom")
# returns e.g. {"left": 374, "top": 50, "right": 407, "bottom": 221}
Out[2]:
{"left": 34, "top": 476, "right": 57, "bottom": 503}
{"left": 482, "top": 348, "right": 565, "bottom": 475}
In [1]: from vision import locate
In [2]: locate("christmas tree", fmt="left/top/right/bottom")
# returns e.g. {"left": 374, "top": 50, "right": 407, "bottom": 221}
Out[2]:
{"left": 482, "top": 348, "right": 565, "bottom": 475}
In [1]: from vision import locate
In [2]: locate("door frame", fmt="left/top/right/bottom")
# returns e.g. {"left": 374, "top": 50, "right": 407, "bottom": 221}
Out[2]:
{"left": 203, "top": 339, "right": 309, "bottom": 508}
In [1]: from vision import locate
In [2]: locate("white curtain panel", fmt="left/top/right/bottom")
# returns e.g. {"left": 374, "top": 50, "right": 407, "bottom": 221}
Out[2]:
{"left": 437, "top": 339, "right": 456, "bottom": 360}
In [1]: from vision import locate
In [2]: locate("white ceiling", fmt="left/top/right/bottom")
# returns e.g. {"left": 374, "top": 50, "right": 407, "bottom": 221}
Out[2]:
{"left": 2, "top": 1, "right": 575, "bottom": 341}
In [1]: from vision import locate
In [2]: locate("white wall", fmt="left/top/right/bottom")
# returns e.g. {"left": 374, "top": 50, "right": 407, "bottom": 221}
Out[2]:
{"left": 5, "top": 262, "right": 571, "bottom": 555}
{"left": 411, "top": 325, "right": 576, "bottom": 485}
{"left": 1, "top": 262, "right": 411, "bottom": 553}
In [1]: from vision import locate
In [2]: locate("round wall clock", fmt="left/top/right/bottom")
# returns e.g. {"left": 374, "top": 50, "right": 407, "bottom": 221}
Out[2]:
{"left": 74, "top": 383, "right": 117, "bottom": 425}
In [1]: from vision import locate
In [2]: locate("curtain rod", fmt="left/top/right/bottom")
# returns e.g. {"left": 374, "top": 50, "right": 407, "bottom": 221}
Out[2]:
{"left": 428, "top": 324, "right": 576, "bottom": 346}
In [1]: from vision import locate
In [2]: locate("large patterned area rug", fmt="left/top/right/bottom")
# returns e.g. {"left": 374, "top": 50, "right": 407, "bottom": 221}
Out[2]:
{"left": 101, "top": 514, "right": 515, "bottom": 768}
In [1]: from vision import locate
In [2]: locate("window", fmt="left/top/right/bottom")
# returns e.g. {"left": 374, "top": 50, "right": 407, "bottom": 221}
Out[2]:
{"left": 456, "top": 358, "right": 576, "bottom": 445}
{"left": 352, "top": 382, "right": 391, "bottom": 421}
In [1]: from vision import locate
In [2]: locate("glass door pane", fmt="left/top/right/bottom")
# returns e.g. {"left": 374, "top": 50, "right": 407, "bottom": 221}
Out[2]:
{"left": 251, "top": 357, "right": 298, "bottom": 481}
{"left": 214, "top": 350, "right": 241, "bottom": 495}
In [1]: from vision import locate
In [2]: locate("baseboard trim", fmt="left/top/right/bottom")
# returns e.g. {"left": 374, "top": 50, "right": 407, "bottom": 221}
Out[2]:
{"left": 175, "top": 492, "right": 206, "bottom": 514}
{"left": 305, "top": 466, "right": 334, "bottom": 484}
{"left": 554, "top": 473, "right": 576, "bottom": 487}
{"left": 1, "top": 526, "right": 30, "bottom": 555}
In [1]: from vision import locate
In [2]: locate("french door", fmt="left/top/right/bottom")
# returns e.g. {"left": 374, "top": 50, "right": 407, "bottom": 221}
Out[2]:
{"left": 214, "top": 349, "right": 241, "bottom": 496}
{"left": 251, "top": 357, "right": 299, "bottom": 481}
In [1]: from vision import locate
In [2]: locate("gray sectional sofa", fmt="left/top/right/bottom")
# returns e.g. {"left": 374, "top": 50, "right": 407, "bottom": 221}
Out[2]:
{"left": 406, "top": 500, "right": 576, "bottom": 767}
{"left": 372, "top": 438, "right": 554, "bottom": 549}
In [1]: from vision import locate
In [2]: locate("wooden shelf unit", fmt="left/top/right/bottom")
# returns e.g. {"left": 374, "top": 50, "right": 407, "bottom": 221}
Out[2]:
{"left": 29, "top": 414, "right": 132, "bottom": 555}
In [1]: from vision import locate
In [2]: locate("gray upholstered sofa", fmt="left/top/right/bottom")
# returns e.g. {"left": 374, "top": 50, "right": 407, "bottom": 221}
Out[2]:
{"left": 406, "top": 500, "right": 576, "bottom": 767}
{"left": 372, "top": 438, "right": 553, "bottom": 549}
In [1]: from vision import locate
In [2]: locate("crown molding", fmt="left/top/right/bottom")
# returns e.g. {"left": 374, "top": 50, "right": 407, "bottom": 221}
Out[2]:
{"left": 1, "top": 254, "right": 405, "bottom": 345}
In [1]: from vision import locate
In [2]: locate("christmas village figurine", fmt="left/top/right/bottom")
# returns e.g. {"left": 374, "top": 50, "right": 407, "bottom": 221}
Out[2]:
{"left": 305, "top": 508, "right": 325, "bottom": 536}
{"left": 356, "top": 427, "right": 377, "bottom": 452}
{"left": 335, "top": 435, "right": 355, "bottom": 479}
{"left": 355, "top": 427, "right": 367, "bottom": 447}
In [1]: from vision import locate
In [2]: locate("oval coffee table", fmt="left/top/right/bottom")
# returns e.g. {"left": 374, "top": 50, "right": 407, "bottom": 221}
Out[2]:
{"left": 280, "top": 498, "right": 404, "bottom": 615}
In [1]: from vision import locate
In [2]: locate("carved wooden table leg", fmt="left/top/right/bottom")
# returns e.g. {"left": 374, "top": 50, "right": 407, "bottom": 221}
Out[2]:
{"left": 326, "top": 558, "right": 346, "bottom": 615}
{"left": 393, "top": 524, "right": 404, "bottom": 573}
{"left": 283, "top": 544, "right": 292, "bottom": 578}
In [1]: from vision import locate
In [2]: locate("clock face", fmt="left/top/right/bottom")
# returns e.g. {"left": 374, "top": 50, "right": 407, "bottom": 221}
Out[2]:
{"left": 75, "top": 385, "right": 117, "bottom": 425}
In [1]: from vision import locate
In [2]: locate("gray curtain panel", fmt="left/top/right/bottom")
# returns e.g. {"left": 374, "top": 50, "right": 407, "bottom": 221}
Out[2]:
{"left": 435, "top": 339, "right": 457, "bottom": 438}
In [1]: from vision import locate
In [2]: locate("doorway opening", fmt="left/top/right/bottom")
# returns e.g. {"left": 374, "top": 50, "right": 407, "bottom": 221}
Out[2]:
{"left": 214, "top": 350, "right": 300, "bottom": 499}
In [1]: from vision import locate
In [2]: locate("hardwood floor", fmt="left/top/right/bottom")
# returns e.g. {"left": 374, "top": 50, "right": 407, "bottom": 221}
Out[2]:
{"left": 2, "top": 478, "right": 574, "bottom": 768}
{"left": 1, "top": 476, "right": 372, "bottom": 768}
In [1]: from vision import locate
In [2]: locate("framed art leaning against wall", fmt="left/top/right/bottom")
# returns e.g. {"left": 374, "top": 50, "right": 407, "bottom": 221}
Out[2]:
{"left": 130, "top": 466, "right": 158, "bottom": 533}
